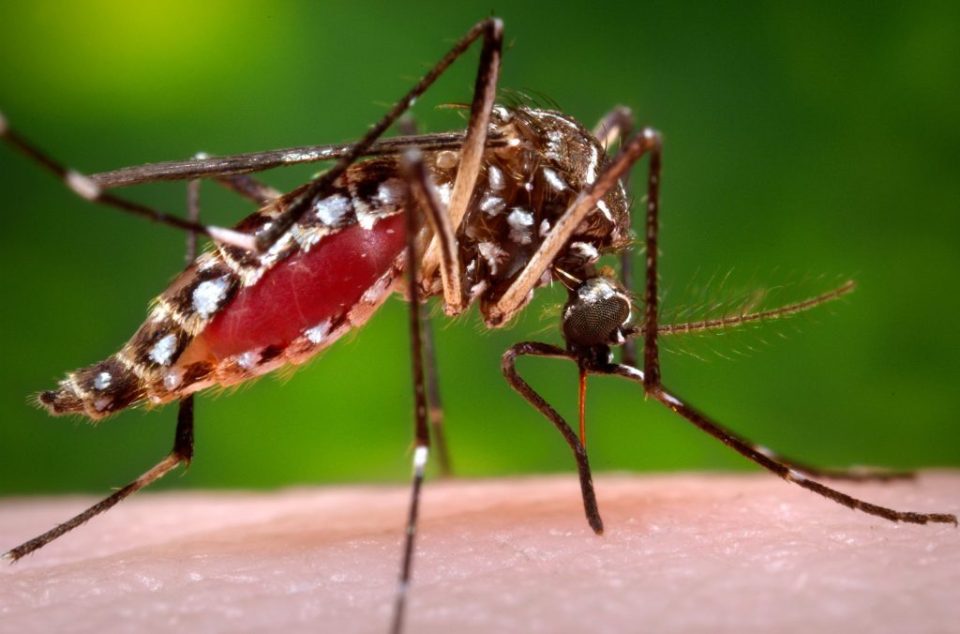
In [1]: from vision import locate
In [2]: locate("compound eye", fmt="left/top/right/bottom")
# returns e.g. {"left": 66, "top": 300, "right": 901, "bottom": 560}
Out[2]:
{"left": 562, "top": 277, "right": 632, "bottom": 348}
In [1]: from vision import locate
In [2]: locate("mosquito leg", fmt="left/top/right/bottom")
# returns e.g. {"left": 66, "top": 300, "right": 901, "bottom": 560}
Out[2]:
{"left": 630, "top": 282, "right": 914, "bottom": 483}
{"left": 592, "top": 106, "right": 635, "bottom": 153}
{"left": 396, "top": 115, "right": 419, "bottom": 137}
{"left": 0, "top": 112, "right": 253, "bottom": 250}
{"left": 88, "top": 132, "right": 499, "bottom": 189}
{"left": 592, "top": 107, "right": 638, "bottom": 367}
{"left": 636, "top": 131, "right": 664, "bottom": 392}
{"left": 4, "top": 180, "right": 204, "bottom": 563}
{"left": 4, "top": 397, "right": 196, "bottom": 562}
{"left": 5, "top": 365, "right": 196, "bottom": 562}
{"left": 176, "top": 181, "right": 201, "bottom": 467}
{"left": 501, "top": 342, "right": 604, "bottom": 534}
{"left": 397, "top": 114, "right": 451, "bottom": 454}
{"left": 602, "top": 363, "right": 957, "bottom": 525}
{"left": 404, "top": 149, "right": 466, "bottom": 313}
{"left": 185, "top": 180, "right": 202, "bottom": 264}
{"left": 255, "top": 18, "right": 503, "bottom": 253}
{"left": 420, "top": 21, "right": 502, "bottom": 282}
{"left": 618, "top": 253, "right": 638, "bottom": 366}
{"left": 421, "top": 311, "right": 452, "bottom": 477}
{"left": 3, "top": 16, "right": 504, "bottom": 251}
{"left": 179, "top": 180, "right": 202, "bottom": 454}
{"left": 388, "top": 151, "right": 438, "bottom": 634}
{"left": 183, "top": 152, "right": 282, "bottom": 206}
{"left": 403, "top": 145, "right": 464, "bottom": 478}
{"left": 744, "top": 454, "right": 915, "bottom": 483}
{"left": 396, "top": 116, "right": 452, "bottom": 477}
{"left": 490, "top": 128, "right": 662, "bottom": 326}
{"left": 394, "top": 114, "right": 468, "bottom": 314}
{"left": 214, "top": 174, "right": 280, "bottom": 206}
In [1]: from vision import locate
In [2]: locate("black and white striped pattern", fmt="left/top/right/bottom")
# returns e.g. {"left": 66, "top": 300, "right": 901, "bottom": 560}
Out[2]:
{"left": 39, "top": 158, "right": 412, "bottom": 419}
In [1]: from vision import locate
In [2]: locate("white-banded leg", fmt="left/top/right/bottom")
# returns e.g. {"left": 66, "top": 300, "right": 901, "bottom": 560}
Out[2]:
{"left": 254, "top": 18, "right": 503, "bottom": 254}
{"left": 397, "top": 114, "right": 450, "bottom": 478}
{"left": 397, "top": 115, "right": 453, "bottom": 477}
{"left": 3, "top": 181, "right": 203, "bottom": 563}
{"left": 407, "top": 136, "right": 472, "bottom": 472}
{"left": 391, "top": 140, "right": 492, "bottom": 630}
{"left": 418, "top": 26, "right": 502, "bottom": 292}
{"left": 610, "top": 128, "right": 915, "bottom": 484}
{"left": 592, "top": 106, "right": 638, "bottom": 366}
{"left": 501, "top": 341, "right": 955, "bottom": 532}
{"left": 88, "top": 132, "right": 489, "bottom": 188}
{"left": 0, "top": 114, "right": 254, "bottom": 250}
{"left": 635, "top": 280, "right": 914, "bottom": 483}
{"left": 638, "top": 285, "right": 919, "bottom": 482}
{"left": 390, "top": 150, "right": 438, "bottom": 634}
{"left": 390, "top": 141, "right": 499, "bottom": 630}
{"left": 601, "top": 363, "right": 956, "bottom": 525}
{"left": 2, "top": 18, "right": 504, "bottom": 256}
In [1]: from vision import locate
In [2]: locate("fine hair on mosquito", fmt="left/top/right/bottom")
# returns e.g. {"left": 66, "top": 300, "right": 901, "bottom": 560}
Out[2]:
{"left": 1, "top": 17, "right": 956, "bottom": 634}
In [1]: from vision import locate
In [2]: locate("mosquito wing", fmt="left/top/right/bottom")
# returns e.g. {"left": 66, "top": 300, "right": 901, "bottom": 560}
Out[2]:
{"left": 91, "top": 131, "right": 506, "bottom": 189}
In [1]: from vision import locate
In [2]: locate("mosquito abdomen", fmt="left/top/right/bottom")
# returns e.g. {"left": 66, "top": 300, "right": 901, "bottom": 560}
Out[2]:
{"left": 38, "top": 167, "right": 411, "bottom": 420}
{"left": 200, "top": 212, "right": 407, "bottom": 360}
{"left": 38, "top": 354, "right": 144, "bottom": 420}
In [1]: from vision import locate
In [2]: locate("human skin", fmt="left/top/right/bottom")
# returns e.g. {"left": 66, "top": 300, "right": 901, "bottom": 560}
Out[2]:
{"left": 1, "top": 472, "right": 957, "bottom": 634}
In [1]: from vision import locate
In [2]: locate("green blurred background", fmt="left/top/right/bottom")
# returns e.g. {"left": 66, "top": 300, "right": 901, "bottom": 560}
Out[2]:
{"left": 1, "top": 1, "right": 957, "bottom": 495}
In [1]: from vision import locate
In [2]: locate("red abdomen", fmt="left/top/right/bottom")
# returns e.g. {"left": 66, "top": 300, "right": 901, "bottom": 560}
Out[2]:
{"left": 201, "top": 212, "right": 407, "bottom": 359}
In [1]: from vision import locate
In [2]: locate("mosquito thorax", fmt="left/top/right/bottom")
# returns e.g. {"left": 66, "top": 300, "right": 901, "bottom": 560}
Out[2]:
{"left": 490, "top": 105, "right": 631, "bottom": 246}
{"left": 464, "top": 105, "right": 632, "bottom": 324}
{"left": 561, "top": 276, "right": 632, "bottom": 360}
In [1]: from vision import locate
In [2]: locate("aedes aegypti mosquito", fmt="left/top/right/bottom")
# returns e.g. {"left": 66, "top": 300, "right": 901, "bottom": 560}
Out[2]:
{"left": 1, "top": 17, "right": 955, "bottom": 634}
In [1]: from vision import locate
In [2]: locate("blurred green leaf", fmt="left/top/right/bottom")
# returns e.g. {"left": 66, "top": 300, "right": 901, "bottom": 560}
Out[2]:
{"left": 1, "top": 1, "right": 957, "bottom": 495}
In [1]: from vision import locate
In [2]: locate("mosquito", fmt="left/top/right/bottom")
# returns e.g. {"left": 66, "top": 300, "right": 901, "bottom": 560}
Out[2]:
{"left": 1, "top": 18, "right": 955, "bottom": 634}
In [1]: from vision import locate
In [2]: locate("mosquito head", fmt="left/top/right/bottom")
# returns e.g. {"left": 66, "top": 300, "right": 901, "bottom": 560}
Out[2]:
{"left": 562, "top": 275, "right": 632, "bottom": 361}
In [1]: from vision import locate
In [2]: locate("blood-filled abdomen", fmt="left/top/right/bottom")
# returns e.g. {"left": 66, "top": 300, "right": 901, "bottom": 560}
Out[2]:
{"left": 201, "top": 212, "right": 407, "bottom": 359}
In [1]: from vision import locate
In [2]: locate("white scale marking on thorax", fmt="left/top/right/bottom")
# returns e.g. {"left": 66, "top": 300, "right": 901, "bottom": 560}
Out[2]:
{"left": 539, "top": 219, "right": 551, "bottom": 237}
{"left": 507, "top": 208, "right": 535, "bottom": 244}
{"left": 487, "top": 165, "right": 505, "bottom": 191}
{"left": 596, "top": 199, "right": 613, "bottom": 222}
{"left": 436, "top": 182, "right": 453, "bottom": 206}
{"left": 542, "top": 167, "right": 567, "bottom": 191}
{"left": 570, "top": 241, "right": 599, "bottom": 262}
{"left": 478, "top": 241, "right": 508, "bottom": 275}
{"left": 584, "top": 146, "right": 599, "bottom": 185}
{"left": 480, "top": 195, "right": 505, "bottom": 216}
